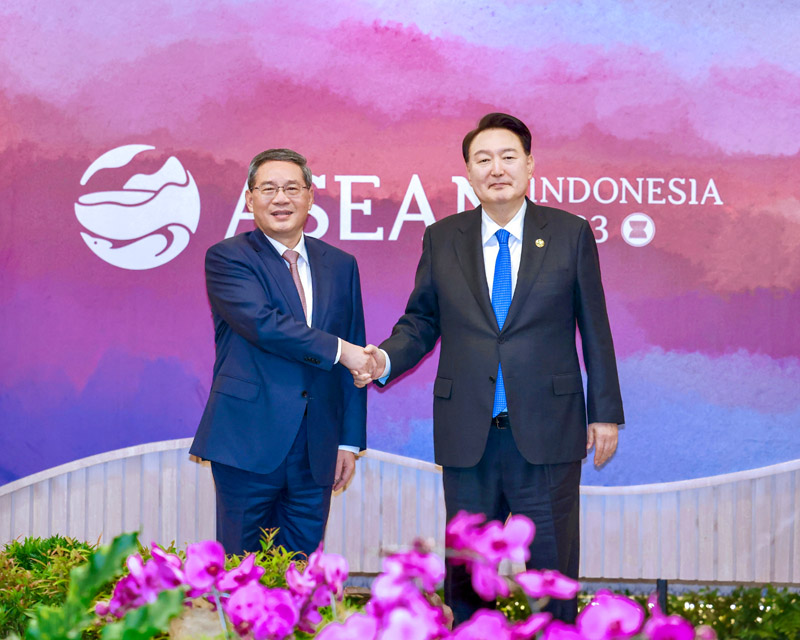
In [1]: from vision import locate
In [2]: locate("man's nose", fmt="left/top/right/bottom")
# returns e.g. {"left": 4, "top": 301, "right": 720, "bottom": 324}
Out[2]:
{"left": 490, "top": 157, "right": 504, "bottom": 175}
{"left": 272, "top": 187, "right": 291, "bottom": 203}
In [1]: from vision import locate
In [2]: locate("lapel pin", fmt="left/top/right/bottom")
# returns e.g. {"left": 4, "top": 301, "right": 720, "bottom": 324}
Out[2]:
{"left": 535, "top": 238, "right": 545, "bottom": 248}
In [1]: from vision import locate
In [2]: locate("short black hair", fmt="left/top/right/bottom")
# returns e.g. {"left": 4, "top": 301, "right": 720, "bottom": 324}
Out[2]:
{"left": 247, "top": 148, "right": 313, "bottom": 190}
{"left": 461, "top": 113, "right": 532, "bottom": 162}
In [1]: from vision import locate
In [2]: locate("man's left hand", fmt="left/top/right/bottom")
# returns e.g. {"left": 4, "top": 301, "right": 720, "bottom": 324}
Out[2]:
{"left": 333, "top": 450, "right": 356, "bottom": 491}
{"left": 587, "top": 422, "right": 618, "bottom": 467}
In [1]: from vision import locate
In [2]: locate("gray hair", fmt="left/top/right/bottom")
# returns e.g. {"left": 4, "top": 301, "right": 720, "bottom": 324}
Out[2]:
{"left": 247, "top": 148, "right": 313, "bottom": 190}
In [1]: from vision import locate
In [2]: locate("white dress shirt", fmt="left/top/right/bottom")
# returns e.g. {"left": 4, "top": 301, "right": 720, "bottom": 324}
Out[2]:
{"left": 264, "top": 233, "right": 314, "bottom": 326}
{"left": 378, "top": 200, "right": 527, "bottom": 382}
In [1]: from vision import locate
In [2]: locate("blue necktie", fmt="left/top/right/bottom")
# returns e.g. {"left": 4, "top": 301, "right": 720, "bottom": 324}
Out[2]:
{"left": 492, "top": 229, "right": 512, "bottom": 417}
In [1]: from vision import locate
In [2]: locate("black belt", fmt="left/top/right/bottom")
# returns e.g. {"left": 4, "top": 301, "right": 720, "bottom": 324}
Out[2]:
{"left": 492, "top": 412, "right": 510, "bottom": 429}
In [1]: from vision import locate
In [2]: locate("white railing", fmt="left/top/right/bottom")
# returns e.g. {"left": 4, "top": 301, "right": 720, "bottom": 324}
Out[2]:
{"left": 2, "top": 440, "right": 798, "bottom": 582}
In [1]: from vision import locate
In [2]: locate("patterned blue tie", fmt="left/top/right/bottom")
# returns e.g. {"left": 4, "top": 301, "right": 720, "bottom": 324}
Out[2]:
{"left": 492, "top": 229, "right": 512, "bottom": 417}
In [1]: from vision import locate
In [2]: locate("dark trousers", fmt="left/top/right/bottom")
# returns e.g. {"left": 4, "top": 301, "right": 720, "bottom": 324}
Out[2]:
{"left": 210, "top": 418, "right": 332, "bottom": 557}
{"left": 442, "top": 421, "right": 581, "bottom": 626}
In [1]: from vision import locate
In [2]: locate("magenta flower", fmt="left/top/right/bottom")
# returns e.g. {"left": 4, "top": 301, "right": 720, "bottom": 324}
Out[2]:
{"left": 543, "top": 620, "right": 583, "bottom": 640}
{"left": 452, "top": 610, "right": 511, "bottom": 640}
{"left": 225, "top": 581, "right": 298, "bottom": 640}
{"left": 317, "top": 613, "right": 379, "bottom": 640}
{"left": 511, "top": 612, "right": 552, "bottom": 640}
{"left": 381, "top": 606, "right": 435, "bottom": 640}
{"left": 286, "top": 560, "right": 317, "bottom": 599}
{"left": 475, "top": 516, "right": 535, "bottom": 565}
{"left": 218, "top": 554, "right": 265, "bottom": 593}
{"left": 445, "top": 511, "right": 486, "bottom": 556}
{"left": 643, "top": 614, "right": 695, "bottom": 640}
{"left": 470, "top": 562, "right": 510, "bottom": 600}
{"left": 309, "top": 548, "right": 348, "bottom": 598}
{"left": 252, "top": 589, "right": 300, "bottom": 640}
{"left": 150, "top": 544, "right": 185, "bottom": 588}
{"left": 382, "top": 549, "right": 445, "bottom": 593}
{"left": 184, "top": 540, "right": 226, "bottom": 596}
{"left": 577, "top": 591, "right": 645, "bottom": 640}
{"left": 694, "top": 625, "right": 718, "bottom": 640}
{"left": 515, "top": 569, "right": 580, "bottom": 600}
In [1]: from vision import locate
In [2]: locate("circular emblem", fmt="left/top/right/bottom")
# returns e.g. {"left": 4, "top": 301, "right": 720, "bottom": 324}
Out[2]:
{"left": 621, "top": 212, "right": 655, "bottom": 247}
{"left": 75, "top": 144, "right": 201, "bottom": 270}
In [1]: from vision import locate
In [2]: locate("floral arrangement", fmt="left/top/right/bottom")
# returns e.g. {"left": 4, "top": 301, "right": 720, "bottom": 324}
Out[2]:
{"left": 89, "top": 512, "right": 714, "bottom": 640}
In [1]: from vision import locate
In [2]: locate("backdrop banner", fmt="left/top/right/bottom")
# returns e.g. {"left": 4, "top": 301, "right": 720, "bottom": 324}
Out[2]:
{"left": 2, "top": 0, "right": 799, "bottom": 487}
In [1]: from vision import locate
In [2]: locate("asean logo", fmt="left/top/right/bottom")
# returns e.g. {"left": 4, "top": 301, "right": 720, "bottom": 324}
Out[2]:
{"left": 75, "top": 144, "right": 200, "bottom": 270}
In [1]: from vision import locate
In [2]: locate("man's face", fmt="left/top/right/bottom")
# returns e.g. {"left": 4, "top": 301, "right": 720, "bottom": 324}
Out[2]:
{"left": 466, "top": 128, "right": 534, "bottom": 210}
{"left": 245, "top": 160, "right": 313, "bottom": 248}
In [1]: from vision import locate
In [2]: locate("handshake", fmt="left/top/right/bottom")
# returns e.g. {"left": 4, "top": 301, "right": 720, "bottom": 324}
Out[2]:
{"left": 340, "top": 342, "right": 387, "bottom": 388}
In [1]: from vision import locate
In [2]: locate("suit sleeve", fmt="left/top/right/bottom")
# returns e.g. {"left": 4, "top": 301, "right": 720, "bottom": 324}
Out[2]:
{"left": 339, "top": 257, "right": 368, "bottom": 449}
{"left": 205, "top": 243, "right": 339, "bottom": 370}
{"left": 378, "top": 226, "right": 441, "bottom": 384}
{"left": 574, "top": 219, "right": 625, "bottom": 425}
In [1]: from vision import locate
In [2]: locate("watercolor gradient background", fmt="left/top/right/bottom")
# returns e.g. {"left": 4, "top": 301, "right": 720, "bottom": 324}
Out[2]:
{"left": 1, "top": 0, "right": 799, "bottom": 486}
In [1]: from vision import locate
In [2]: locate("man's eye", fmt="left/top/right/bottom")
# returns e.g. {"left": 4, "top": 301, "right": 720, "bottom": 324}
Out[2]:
{"left": 503, "top": 156, "right": 516, "bottom": 161}
{"left": 285, "top": 187, "right": 301, "bottom": 195}
{"left": 262, "top": 187, "right": 277, "bottom": 195}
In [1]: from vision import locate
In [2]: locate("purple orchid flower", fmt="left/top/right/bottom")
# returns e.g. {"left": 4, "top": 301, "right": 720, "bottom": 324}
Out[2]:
{"left": 577, "top": 590, "right": 645, "bottom": 640}
{"left": 543, "top": 620, "right": 583, "bottom": 640}
{"left": 451, "top": 610, "right": 512, "bottom": 640}
{"left": 316, "top": 613, "right": 379, "bottom": 640}
{"left": 225, "top": 581, "right": 298, "bottom": 640}
{"left": 218, "top": 554, "right": 265, "bottom": 593}
{"left": 470, "top": 561, "right": 510, "bottom": 601}
{"left": 511, "top": 612, "right": 552, "bottom": 639}
{"left": 643, "top": 614, "right": 696, "bottom": 640}
{"left": 515, "top": 569, "right": 580, "bottom": 600}
{"left": 184, "top": 540, "right": 226, "bottom": 596}
{"left": 382, "top": 548, "right": 446, "bottom": 593}
{"left": 694, "top": 625, "right": 718, "bottom": 640}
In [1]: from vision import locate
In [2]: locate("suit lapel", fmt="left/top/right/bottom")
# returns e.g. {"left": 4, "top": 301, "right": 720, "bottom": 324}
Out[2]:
{"left": 454, "top": 208, "right": 497, "bottom": 330}
{"left": 504, "top": 199, "right": 550, "bottom": 330}
{"left": 248, "top": 230, "right": 307, "bottom": 322}
{"left": 305, "top": 237, "right": 331, "bottom": 328}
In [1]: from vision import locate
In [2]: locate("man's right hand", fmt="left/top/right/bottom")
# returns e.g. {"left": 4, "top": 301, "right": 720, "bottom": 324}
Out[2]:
{"left": 351, "top": 344, "right": 386, "bottom": 388}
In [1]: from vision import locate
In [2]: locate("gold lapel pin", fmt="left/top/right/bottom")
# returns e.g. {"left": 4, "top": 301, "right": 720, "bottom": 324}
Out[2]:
{"left": 535, "top": 238, "right": 545, "bottom": 248}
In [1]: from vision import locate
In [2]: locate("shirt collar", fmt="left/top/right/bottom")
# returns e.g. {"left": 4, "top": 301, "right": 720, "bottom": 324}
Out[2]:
{"left": 481, "top": 200, "right": 527, "bottom": 246}
{"left": 264, "top": 232, "right": 309, "bottom": 264}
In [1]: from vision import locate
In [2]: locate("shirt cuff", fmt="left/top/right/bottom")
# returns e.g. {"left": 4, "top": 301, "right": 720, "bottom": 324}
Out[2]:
{"left": 377, "top": 349, "right": 391, "bottom": 384}
{"left": 334, "top": 337, "right": 342, "bottom": 365}
{"left": 338, "top": 445, "right": 360, "bottom": 454}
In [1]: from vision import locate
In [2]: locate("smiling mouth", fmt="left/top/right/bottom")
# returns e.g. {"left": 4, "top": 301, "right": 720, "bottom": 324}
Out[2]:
{"left": 271, "top": 209, "right": 293, "bottom": 217}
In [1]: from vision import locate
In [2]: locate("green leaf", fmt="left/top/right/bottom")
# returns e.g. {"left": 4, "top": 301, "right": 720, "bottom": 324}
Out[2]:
{"left": 67, "top": 533, "right": 139, "bottom": 608}
{"left": 101, "top": 590, "right": 187, "bottom": 640}
{"left": 24, "top": 533, "right": 140, "bottom": 640}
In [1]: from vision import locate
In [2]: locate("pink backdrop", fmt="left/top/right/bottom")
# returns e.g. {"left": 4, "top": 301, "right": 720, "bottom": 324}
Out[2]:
{"left": 2, "top": 0, "right": 799, "bottom": 487}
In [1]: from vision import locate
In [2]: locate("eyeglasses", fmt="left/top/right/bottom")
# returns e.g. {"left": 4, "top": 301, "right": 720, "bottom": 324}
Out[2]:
{"left": 250, "top": 183, "right": 309, "bottom": 199}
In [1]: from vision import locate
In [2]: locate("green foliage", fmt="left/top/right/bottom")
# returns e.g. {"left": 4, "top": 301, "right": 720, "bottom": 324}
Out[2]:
{"left": 25, "top": 532, "right": 140, "bottom": 640}
{"left": 0, "top": 536, "right": 95, "bottom": 638}
{"left": 659, "top": 586, "right": 800, "bottom": 640}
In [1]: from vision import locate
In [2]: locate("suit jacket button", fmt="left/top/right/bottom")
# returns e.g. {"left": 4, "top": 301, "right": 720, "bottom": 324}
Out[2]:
{"left": 301, "top": 391, "right": 308, "bottom": 398}
{"left": 497, "top": 336, "right": 505, "bottom": 344}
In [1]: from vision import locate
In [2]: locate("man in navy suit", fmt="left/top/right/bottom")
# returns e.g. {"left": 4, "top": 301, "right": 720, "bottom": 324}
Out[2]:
{"left": 358, "top": 114, "right": 624, "bottom": 623}
{"left": 191, "top": 148, "right": 370, "bottom": 557}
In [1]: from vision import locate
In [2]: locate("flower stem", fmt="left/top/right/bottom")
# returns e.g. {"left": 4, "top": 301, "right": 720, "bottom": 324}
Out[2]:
{"left": 212, "top": 587, "right": 232, "bottom": 640}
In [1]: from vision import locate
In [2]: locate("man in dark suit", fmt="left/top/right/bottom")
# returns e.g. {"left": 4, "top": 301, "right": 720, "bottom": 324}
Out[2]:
{"left": 191, "top": 148, "right": 370, "bottom": 557}
{"left": 358, "top": 114, "right": 624, "bottom": 623}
